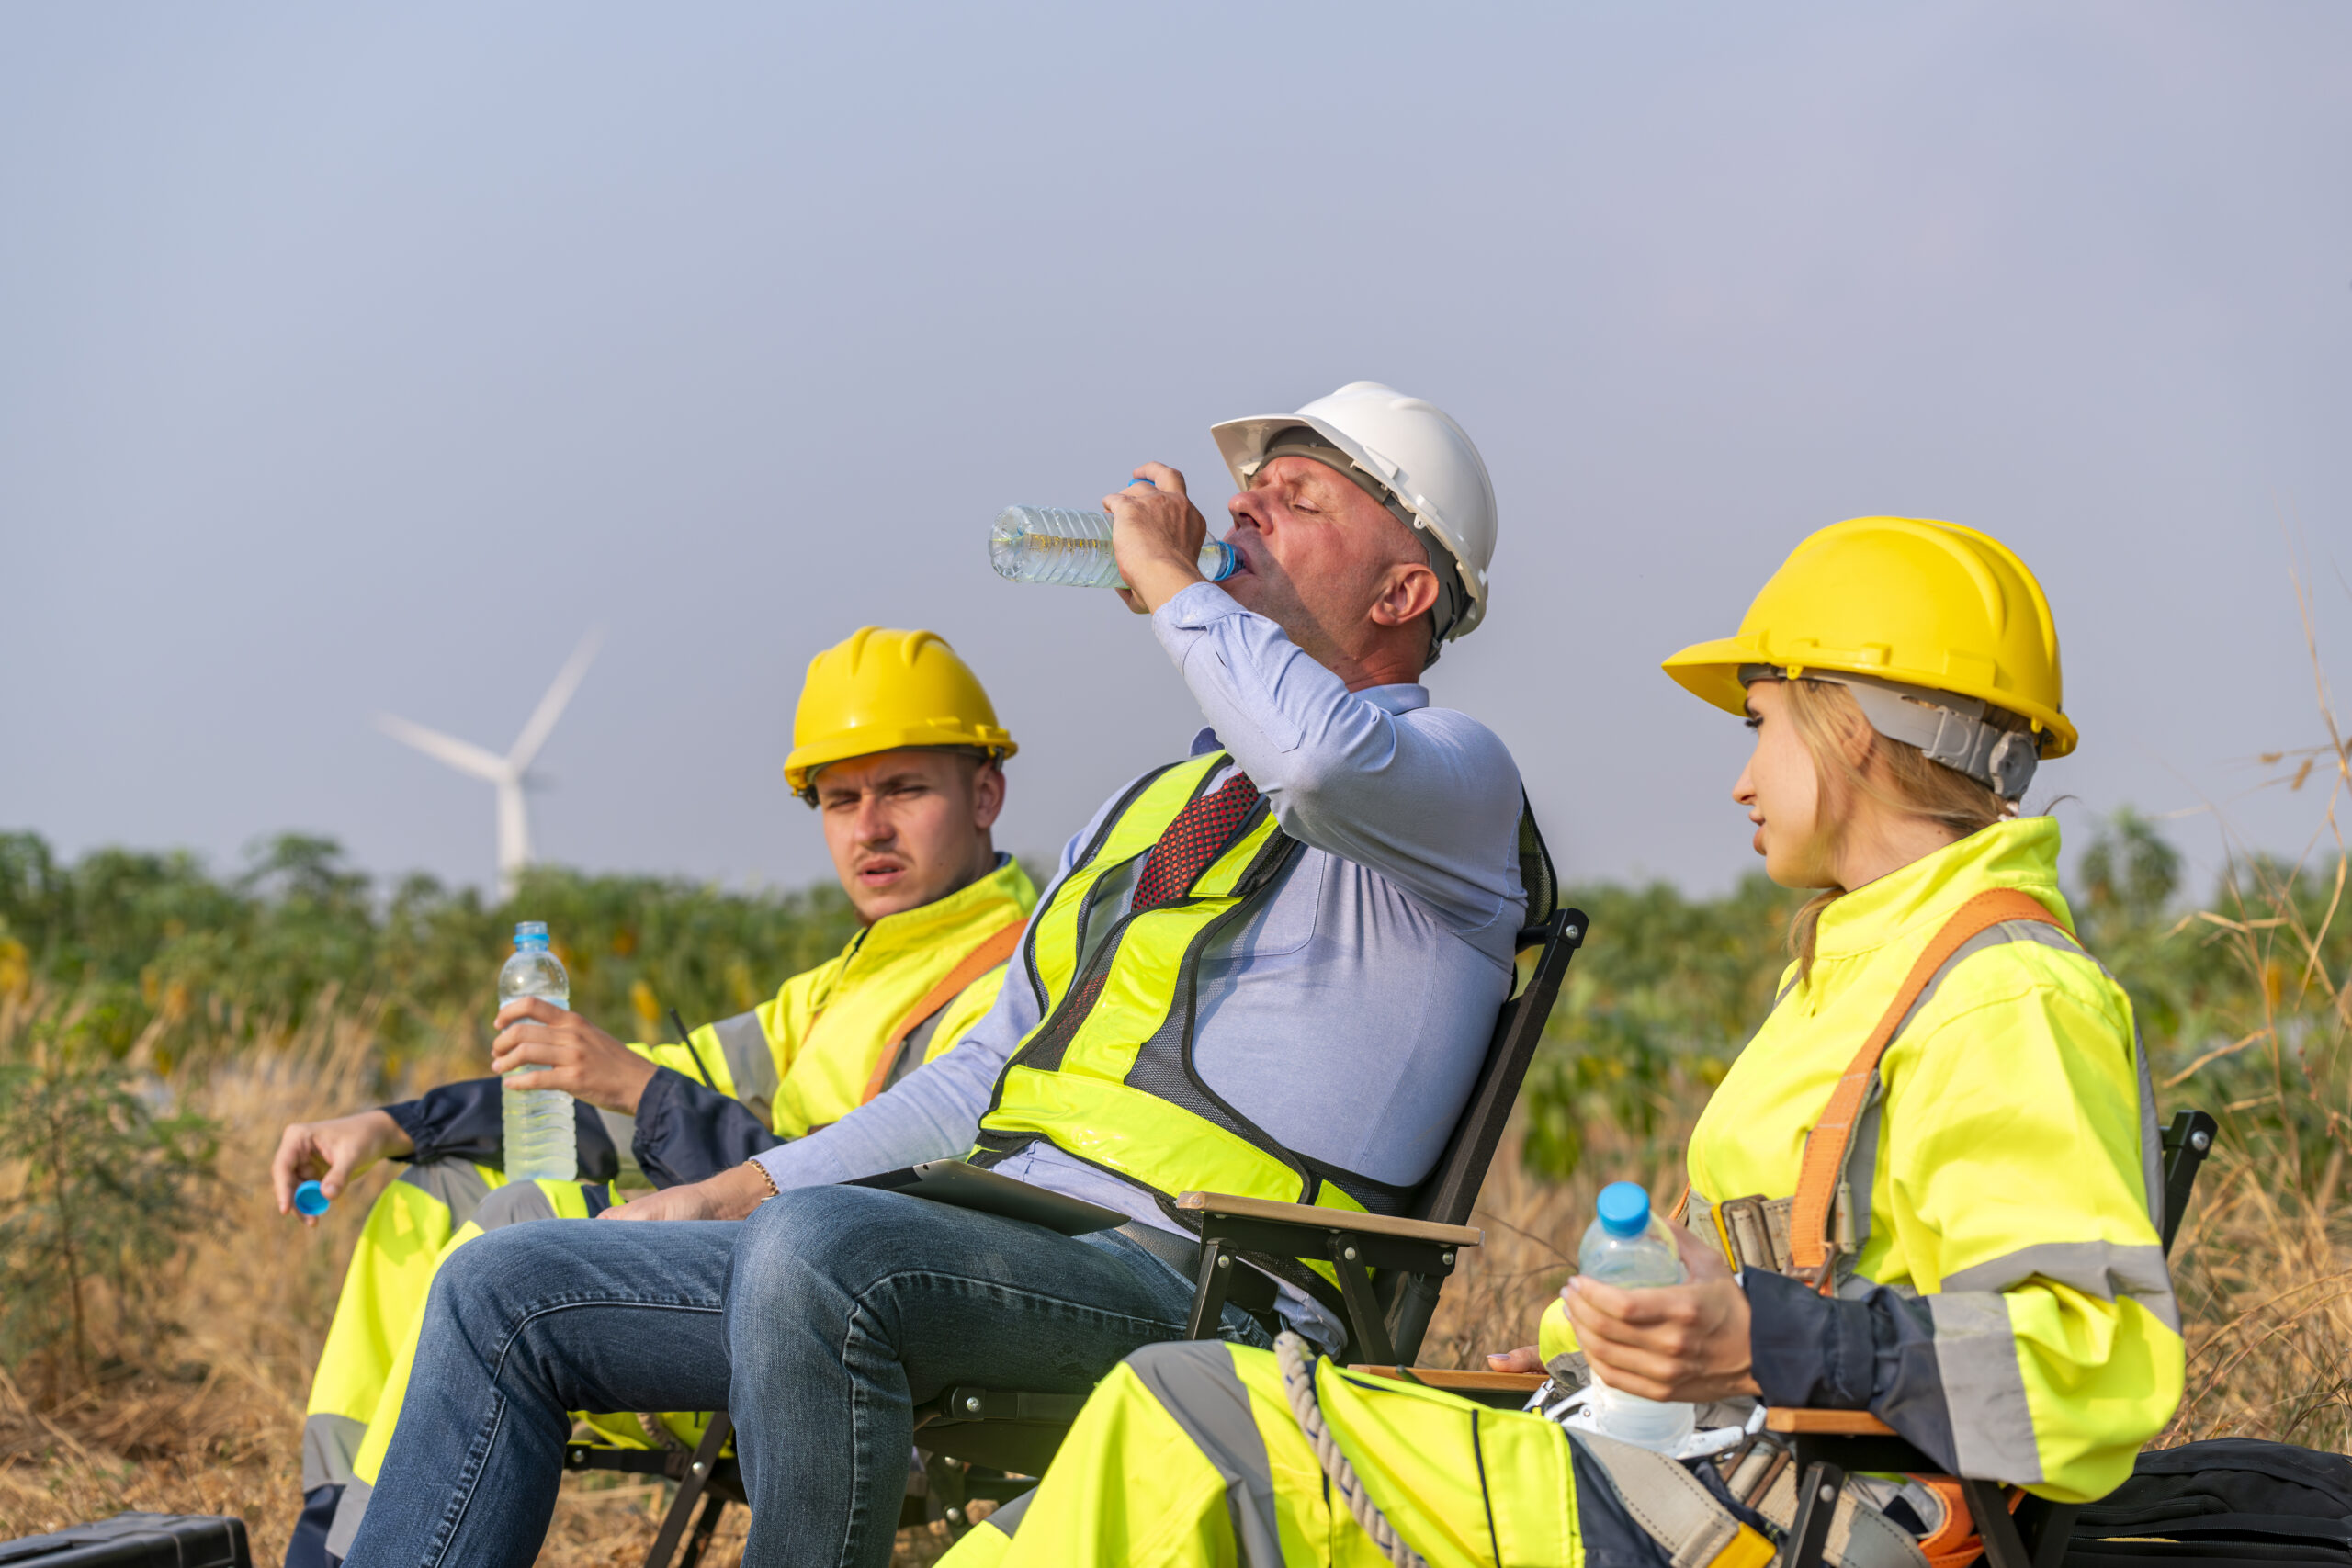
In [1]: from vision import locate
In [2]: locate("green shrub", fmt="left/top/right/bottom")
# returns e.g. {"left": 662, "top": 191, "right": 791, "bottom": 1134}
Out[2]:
{"left": 0, "top": 1010, "right": 220, "bottom": 1392}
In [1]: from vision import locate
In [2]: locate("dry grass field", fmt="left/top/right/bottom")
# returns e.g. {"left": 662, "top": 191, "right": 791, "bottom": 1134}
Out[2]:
{"left": 2, "top": 990, "right": 2346, "bottom": 1567}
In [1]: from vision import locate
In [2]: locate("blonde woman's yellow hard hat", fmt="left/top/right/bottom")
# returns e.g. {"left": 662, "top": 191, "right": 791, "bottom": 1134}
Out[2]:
{"left": 1661, "top": 515, "right": 2076, "bottom": 759}
{"left": 783, "top": 627, "right": 1016, "bottom": 795}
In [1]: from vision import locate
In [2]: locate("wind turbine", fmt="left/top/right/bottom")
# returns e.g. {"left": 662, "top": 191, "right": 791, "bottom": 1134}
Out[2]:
{"left": 375, "top": 628, "right": 605, "bottom": 900}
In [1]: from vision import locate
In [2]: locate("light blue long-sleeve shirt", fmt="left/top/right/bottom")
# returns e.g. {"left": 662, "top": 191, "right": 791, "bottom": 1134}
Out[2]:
{"left": 754, "top": 582, "right": 1530, "bottom": 1337}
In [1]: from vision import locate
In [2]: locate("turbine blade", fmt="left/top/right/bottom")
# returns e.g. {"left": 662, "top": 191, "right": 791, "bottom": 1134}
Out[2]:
{"left": 374, "top": 714, "right": 511, "bottom": 782}
{"left": 508, "top": 626, "right": 605, "bottom": 773}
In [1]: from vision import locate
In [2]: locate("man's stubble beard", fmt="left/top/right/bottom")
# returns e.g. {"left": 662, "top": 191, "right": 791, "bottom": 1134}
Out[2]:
{"left": 1225, "top": 567, "right": 1346, "bottom": 671}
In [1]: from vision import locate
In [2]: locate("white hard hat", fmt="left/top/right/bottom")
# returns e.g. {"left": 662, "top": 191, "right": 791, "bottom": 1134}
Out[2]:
{"left": 1210, "top": 381, "right": 1498, "bottom": 642}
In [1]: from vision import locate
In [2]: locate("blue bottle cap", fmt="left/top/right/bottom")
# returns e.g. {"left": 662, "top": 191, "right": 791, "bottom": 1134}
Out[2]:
{"left": 514, "top": 920, "right": 549, "bottom": 947}
{"left": 294, "top": 1179, "right": 331, "bottom": 1217}
{"left": 1596, "top": 1181, "right": 1651, "bottom": 1238}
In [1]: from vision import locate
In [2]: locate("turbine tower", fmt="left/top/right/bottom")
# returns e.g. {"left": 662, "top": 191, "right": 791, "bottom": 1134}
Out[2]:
{"left": 375, "top": 628, "right": 605, "bottom": 900}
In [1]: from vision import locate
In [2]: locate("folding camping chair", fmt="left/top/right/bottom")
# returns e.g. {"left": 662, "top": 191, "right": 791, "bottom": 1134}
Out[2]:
{"left": 615, "top": 903, "right": 1593, "bottom": 1565}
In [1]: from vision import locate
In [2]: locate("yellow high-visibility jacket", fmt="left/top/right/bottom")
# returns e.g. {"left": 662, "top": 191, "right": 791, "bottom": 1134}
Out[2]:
{"left": 626, "top": 854, "right": 1039, "bottom": 1168}
{"left": 381, "top": 856, "right": 1040, "bottom": 1188}
{"left": 1548, "top": 818, "right": 2179, "bottom": 1503}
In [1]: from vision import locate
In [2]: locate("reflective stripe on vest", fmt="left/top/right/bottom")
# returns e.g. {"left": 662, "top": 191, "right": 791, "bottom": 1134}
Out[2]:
{"left": 974, "top": 753, "right": 1370, "bottom": 1225}
{"left": 707, "top": 1009, "right": 776, "bottom": 1120}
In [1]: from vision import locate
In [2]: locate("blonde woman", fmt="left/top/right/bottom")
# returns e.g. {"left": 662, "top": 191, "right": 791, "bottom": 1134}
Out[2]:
{"left": 940, "top": 517, "right": 2182, "bottom": 1568}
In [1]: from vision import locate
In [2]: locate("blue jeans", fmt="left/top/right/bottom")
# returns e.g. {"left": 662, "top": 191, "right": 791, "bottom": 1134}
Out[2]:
{"left": 338, "top": 1184, "right": 1268, "bottom": 1568}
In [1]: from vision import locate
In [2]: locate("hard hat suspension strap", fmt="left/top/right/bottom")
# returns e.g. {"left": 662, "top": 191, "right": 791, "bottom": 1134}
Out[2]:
{"left": 1740, "top": 666, "right": 2040, "bottom": 800}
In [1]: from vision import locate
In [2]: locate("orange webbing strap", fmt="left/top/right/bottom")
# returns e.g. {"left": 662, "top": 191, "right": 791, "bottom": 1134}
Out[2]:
{"left": 1786, "top": 888, "right": 2061, "bottom": 1290}
{"left": 857, "top": 918, "right": 1027, "bottom": 1105}
{"left": 1909, "top": 1476, "right": 2023, "bottom": 1568}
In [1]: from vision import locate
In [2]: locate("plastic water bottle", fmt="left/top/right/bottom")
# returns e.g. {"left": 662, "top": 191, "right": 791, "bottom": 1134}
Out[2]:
{"left": 1577, "top": 1181, "right": 1696, "bottom": 1453}
{"left": 498, "top": 921, "right": 577, "bottom": 1182}
{"left": 990, "top": 506, "right": 1239, "bottom": 589}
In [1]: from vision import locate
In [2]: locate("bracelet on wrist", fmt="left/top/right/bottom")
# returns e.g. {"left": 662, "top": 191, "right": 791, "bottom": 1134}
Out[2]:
{"left": 746, "top": 1158, "right": 779, "bottom": 1201}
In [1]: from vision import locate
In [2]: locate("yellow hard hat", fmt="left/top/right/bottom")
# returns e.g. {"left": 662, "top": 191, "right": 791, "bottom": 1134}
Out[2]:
{"left": 783, "top": 627, "right": 1016, "bottom": 794}
{"left": 1662, "top": 516, "right": 2076, "bottom": 759}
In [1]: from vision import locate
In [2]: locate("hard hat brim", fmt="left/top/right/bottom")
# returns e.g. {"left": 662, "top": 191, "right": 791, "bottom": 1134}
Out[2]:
{"left": 783, "top": 723, "right": 1017, "bottom": 794}
{"left": 1209, "top": 411, "right": 1488, "bottom": 639}
{"left": 1660, "top": 637, "right": 2079, "bottom": 758}
{"left": 1660, "top": 637, "right": 1766, "bottom": 720}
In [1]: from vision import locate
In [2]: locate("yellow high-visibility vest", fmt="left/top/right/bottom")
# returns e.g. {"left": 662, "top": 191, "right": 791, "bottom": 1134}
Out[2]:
{"left": 637, "top": 855, "right": 1037, "bottom": 1140}
{"left": 973, "top": 754, "right": 1379, "bottom": 1228}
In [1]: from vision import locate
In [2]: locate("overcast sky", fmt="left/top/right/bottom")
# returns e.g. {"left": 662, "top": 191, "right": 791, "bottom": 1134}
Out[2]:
{"left": 5, "top": 3, "right": 2346, "bottom": 905}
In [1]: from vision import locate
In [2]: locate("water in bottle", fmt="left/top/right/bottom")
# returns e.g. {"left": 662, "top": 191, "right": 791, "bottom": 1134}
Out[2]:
{"left": 990, "top": 505, "right": 1239, "bottom": 589}
{"left": 498, "top": 920, "right": 577, "bottom": 1182}
{"left": 1577, "top": 1181, "right": 1696, "bottom": 1453}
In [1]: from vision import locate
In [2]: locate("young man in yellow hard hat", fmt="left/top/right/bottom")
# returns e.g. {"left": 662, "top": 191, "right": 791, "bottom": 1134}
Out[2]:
{"left": 268, "top": 627, "right": 1036, "bottom": 1568}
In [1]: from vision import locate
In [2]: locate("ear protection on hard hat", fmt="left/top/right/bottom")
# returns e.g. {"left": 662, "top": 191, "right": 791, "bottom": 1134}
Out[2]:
{"left": 785, "top": 627, "right": 1015, "bottom": 802}
{"left": 1737, "top": 665, "right": 2041, "bottom": 799}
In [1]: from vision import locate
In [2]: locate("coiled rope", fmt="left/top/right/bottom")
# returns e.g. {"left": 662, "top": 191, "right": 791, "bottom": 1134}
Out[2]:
{"left": 1274, "top": 1331, "right": 1428, "bottom": 1568}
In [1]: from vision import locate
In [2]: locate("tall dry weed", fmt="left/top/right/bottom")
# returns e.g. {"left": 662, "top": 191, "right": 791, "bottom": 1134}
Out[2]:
{"left": 2152, "top": 565, "right": 2352, "bottom": 1451}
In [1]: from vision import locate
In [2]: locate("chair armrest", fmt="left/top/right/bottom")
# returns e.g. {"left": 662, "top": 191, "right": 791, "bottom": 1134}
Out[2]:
{"left": 1350, "top": 1367, "right": 1546, "bottom": 1394}
{"left": 1764, "top": 1409, "right": 1896, "bottom": 1436}
{"left": 1174, "top": 1192, "right": 1482, "bottom": 1249}
{"left": 1174, "top": 1193, "right": 1479, "bottom": 1368}
{"left": 1767, "top": 1409, "right": 1941, "bottom": 1491}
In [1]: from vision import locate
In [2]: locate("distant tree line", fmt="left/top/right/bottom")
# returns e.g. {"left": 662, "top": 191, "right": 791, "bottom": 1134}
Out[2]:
{"left": 1522, "top": 810, "right": 2350, "bottom": 1189}
{"left": 1, "top": 811, "right": 2344, "bottom": 1186}
{"left": 0, "top": 831, "right": 861, "bottom": 1086}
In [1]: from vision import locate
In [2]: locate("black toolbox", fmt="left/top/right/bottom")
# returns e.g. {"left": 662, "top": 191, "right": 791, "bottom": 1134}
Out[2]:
{"left": 0, "top": 1513, "right": 250, "bottom": 1567}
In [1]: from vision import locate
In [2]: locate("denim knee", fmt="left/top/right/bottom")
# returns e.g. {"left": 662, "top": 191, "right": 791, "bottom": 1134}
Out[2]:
{"left": 729, "top": 1183, "right": 896, "bottom": 1311}
{"left": 423, "top": 1219, "right": 584, "bottom": 1348}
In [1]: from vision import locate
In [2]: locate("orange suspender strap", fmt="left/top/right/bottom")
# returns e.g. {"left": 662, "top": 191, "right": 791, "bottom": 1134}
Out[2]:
{"left": 856, "top": 917, "right": 1028, "bottom": 1106}
{"left": 1785, "top": 887, "right": 2062, "bottom": 1292}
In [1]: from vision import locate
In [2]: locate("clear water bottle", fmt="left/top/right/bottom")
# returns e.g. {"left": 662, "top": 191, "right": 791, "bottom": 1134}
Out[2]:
{"left": 498, "top": 920, "right": 577, "bottom": 1182}
{"left": 1577, "top": 1181, "right": 1696, "bottom": 1453}
{"left": 990, "top": 506, "right": 1239, "bottom": 589}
